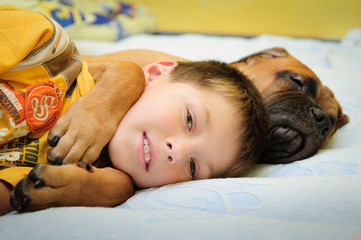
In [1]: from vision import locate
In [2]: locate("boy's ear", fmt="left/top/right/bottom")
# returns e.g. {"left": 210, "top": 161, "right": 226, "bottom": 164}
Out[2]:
{"left": 142, "top": 61, "right": 177, "bottom": 84}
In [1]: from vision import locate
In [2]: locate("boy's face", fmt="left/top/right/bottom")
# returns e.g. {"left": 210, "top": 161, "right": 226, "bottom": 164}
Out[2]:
{"left": 108, "top": 61, "right": 240, "bottom": 188}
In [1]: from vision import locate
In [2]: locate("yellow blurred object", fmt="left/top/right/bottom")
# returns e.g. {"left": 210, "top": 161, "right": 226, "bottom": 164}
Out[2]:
{"left": 125, "top": 0, "right": 361, "bottom": 39}
{"left": 0, "top": 0, "right": 156, "bottom": 41}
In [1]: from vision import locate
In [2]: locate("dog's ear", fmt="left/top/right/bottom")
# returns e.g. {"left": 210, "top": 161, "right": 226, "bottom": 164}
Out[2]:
{"left": 319, "top": 86, "right": 349, "bottom": 141}
{"left": 336, "top": 105, "right": 349, "bottom": 129}
{"left": 323, "top": 102, "right": 349, "bottom": 143}
{"left": 322, "top": 86, "right": 349, "bottom": 130}
{"left": 260, "top": 47, "right": 289, "bottom": 58}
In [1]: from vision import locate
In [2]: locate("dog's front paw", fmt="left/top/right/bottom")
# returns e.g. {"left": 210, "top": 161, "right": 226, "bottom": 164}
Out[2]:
{"left": 10, "top": 164, "right": 93, "bottom": 212}
{"left": 10, "top": 165, "right": 48, "bottom": 212}
{"left": 46, "top": 95, "right": 114, "bottom": 165}
{"left": 10, "top": 163, "right": 133, "bottom": 212}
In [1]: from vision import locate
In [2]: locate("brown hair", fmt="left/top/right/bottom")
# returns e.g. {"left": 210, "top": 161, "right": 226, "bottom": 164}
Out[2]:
{"left": 170, "top": 60, "right": 269, "bottom": 177}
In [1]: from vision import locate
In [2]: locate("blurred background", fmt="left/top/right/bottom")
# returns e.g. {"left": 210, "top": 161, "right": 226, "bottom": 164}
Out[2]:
{"left": 125, "top": 0, "right": 361, "bottom": 40}
{"left": 3, "top": 0, "right": 361, "bottom": 40}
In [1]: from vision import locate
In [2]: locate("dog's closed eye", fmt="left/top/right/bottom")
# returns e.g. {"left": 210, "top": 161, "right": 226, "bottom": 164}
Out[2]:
{"left": 289, "top": 75, "right": 303, "bottom": 88}
{"left": 277, "top": 71, "right": 304, "bottom": 90}
{"left": 277, "top": 71, "right": 318, "bottom": 98}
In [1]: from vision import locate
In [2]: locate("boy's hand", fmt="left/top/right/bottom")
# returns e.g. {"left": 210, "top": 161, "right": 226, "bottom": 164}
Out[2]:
{"left": 46, "top": 61, "right": 145, "bottom": 165}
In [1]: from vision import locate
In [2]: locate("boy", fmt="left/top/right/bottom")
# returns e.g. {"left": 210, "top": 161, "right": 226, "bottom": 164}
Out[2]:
{"left": 0, "top": 5, "right": 269, "bottom": 214}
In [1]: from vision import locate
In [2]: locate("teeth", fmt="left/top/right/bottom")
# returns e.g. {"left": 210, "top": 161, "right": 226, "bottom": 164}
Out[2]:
{"left": 144, "top": 138, "right": 150, "bottom": 164}
{"left": 144, "top": 139, "right": 150, "bottom": 153}
{"left": 144, "top": 153, "right": 150, "bottom": 163}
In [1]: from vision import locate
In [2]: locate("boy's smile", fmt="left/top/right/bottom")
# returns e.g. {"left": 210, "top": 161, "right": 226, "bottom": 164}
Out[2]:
{"left": 137, "top": 132, "right": 156, "bottom": 171}
{"left": 108, "top": 61, "right": 240, "bottom": 188}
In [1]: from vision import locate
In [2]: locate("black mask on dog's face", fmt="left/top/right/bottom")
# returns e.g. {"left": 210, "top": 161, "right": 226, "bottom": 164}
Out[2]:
{"left": 260, "top": 96, "right": 332, "bottom": 163}
{"left": 257, "top": 70, "right": 331, "bottom": 163}
{"left": 231, "top": 47, "right": 348, "bottom": 164}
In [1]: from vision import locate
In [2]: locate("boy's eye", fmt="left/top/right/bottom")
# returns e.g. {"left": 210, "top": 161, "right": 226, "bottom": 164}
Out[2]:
{"left": 190, "top": 158, "right": 196, "bottom": 178}
{"left": 187, "top": 111, "right": 193, "bottom": 131}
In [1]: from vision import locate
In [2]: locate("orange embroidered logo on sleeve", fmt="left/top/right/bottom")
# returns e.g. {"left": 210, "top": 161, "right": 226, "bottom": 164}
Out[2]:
{"left": 25, "top": 81, "right": 62, "bottom": 133}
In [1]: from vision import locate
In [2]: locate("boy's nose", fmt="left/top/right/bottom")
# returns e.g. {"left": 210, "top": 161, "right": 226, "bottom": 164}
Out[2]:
{"left": 165, "top": 138, "right": 192, "bottom": 163}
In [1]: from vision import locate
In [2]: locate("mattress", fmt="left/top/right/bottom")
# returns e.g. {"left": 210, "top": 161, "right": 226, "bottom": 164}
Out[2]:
{"left": 1, "top": 29, "right": 361, "bottom": 240}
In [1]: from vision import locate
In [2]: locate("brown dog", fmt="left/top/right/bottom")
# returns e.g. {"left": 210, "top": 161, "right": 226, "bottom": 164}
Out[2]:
{"left": 9, "top": 48, "right": 348, "bottom": 212}
{"left": 230, "top": 47, "right": 349, "bottom": 164}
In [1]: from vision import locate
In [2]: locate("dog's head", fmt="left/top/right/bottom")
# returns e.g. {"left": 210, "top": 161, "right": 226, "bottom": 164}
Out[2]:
{"left": 230, "top": 47, "right": 349, "bottom": 164}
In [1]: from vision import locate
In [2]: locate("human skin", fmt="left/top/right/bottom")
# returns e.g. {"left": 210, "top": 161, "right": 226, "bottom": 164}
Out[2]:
{"left": 0, "top": 180, "right": 12, "bottom": 215}
{"left": 108, "top": 61, "right": 239, "bottom": 188}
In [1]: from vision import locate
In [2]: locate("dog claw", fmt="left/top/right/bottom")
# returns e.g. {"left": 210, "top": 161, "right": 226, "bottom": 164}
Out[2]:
{"left": 20, "top": 196, "right": 31, "bottom": 210}
{"left": 77, "top": 162, "right": 94, "bottom": 172}
{"left": 10, "top": 196, "right": 21, "bottom": 211}
{"left": 28, "top": 166, "right": 45, "bottom": 188}
{"left": 55, "top": 158, "right": 62, "bottom": 165}
{"left": 13, "top": 179, "right": 25, "bottom": 197}
{"left": 9, "top": 194, "right": 18, "bottom": 211}
{"left": 34, "top": 179, "right": 45, "bottom": 188}
{"left": 48, "top": 135, "right": 60, "bottom": 147}
{"left": 48, "top": 158, "right": 63, "bottom": 165}
{"left": 10, "top": 179, "right": 31, "bottom": 211}
{"left": 28, "top": 165, "right": 39, "bottom": 182}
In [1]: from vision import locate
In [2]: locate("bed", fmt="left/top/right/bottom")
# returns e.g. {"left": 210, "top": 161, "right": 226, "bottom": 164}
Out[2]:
{"left": 1, "top": 29, "right": 361, "bottom": 240}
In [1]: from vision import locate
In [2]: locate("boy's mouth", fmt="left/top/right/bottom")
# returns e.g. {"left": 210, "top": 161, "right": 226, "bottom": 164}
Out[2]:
{"left": 138, "top": 132, "right": 156, "bottom": 171}
{"left": 143, "top": 135, "right": 151, "bottom": 167}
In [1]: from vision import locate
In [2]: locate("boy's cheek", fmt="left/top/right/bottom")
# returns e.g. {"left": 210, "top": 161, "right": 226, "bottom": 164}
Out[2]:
{"left": 153, "top": 166, "right": 189, "bottom": 186}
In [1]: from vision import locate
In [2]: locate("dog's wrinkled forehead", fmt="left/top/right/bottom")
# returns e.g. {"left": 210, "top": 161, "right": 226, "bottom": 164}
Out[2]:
{"left": 232, "top": 47, "right": 321, "bottom": 99}
{"left": 233, "top": 47, "right": 289, "bottom": 64}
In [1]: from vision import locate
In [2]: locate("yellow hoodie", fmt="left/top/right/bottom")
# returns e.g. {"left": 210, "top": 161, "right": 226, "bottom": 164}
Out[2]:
{"left": 0, "top": 5, "right": 94, "bottom": 186}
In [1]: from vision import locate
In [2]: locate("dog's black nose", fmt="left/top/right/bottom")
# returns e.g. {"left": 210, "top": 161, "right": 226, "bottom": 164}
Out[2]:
{"left": 310, "top": 107, "right": 332, "bottom": 137}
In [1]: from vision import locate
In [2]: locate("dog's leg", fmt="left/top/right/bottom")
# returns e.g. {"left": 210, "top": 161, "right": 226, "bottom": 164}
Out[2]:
{"left": 10, "top": 164, "right": 134, "bottom": 212}
{"left": 47, "top": 61, "right": 145, "bottom": 165}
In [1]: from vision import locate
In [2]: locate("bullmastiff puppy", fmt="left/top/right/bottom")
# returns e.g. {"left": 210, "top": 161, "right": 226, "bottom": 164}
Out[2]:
{"left": 230, "top": 47, "right": 349, "bottom": 163}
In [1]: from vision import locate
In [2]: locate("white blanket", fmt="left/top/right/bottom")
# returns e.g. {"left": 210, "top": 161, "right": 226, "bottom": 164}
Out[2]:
{"left": 1, "top": 29, "right": 361, "bottom": 240}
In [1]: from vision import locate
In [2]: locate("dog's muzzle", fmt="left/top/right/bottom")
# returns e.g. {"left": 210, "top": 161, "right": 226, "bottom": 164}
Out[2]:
{"left": 259, "top": 97, "right": 332, "bottom": 164}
